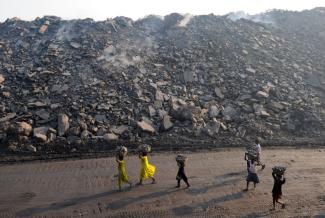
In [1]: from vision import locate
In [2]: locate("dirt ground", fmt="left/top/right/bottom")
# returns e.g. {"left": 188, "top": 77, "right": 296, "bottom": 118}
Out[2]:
{"left": 0, "top": 148, "right": 324, "bottom": 217}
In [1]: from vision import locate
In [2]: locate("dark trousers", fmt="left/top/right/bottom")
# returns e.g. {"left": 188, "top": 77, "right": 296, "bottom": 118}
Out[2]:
{"left": 177, "top": 171, "right": 190, "bottom": 186}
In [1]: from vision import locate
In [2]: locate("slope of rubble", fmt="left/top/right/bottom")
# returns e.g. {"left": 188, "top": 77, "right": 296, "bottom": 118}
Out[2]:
{"left": 0, "top": 8, "right": 325, "bottom": 154}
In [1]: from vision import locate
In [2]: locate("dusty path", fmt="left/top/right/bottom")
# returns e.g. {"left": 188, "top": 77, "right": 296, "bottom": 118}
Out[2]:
{"left": 0, "top": 148, "right": 324, "bottom": 217}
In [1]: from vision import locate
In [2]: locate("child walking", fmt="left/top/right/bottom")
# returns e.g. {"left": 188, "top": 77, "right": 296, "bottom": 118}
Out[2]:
{"left": 116, "top": 154, "right": 132, "bottom": 191}
{"left": 175, "top": 155, "right": 190, "bottom": 188}
{"left": 272, "top": 172, "right": 286, "bottom": 210}
{"left": 138, "top": 151, "right": 156, "bottom": 185}
{"left": 244, "top": 159, "right": 259, "bottom": 191}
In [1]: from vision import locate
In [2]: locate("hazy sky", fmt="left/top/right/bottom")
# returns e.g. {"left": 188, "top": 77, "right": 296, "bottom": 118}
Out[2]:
{"left": 1, "top": 0, "right": 325, "bottom": 21}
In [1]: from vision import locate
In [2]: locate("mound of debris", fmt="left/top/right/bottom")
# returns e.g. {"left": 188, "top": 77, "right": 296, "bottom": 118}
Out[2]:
{"left": 0, "top": 8, "right": 325, "bottom": 154}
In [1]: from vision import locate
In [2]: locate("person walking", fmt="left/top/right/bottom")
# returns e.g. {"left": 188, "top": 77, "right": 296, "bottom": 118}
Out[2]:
{"left": 138, "top": 151, "right": 156, "bottom": 185}
{"left": 116, "top": 154, "right": 132, "bottom": 191}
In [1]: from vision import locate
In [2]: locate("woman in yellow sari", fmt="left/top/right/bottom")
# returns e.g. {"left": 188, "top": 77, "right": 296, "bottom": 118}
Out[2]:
{"left": 116, "top": 154, "right": 132, "bottom": 191}
{"left": 138, "top": 151, "right": 156, "bottom": 185}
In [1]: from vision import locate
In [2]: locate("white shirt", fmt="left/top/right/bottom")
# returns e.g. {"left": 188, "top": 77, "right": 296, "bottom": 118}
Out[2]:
{"left": 256, "top": 143, "right": 261, "bottom": 153}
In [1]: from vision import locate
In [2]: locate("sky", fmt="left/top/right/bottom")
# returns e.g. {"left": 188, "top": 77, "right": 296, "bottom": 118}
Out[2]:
{"left": 1, "top": 0, "right": 325, "bottom": 21}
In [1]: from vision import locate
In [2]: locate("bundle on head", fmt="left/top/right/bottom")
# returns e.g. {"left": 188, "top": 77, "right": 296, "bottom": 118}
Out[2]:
{"left": 115, "top": 146, "right": 128, "bottom": 157}
{"left": 245, "top": 145, "right": 258, "bottom": 160}
{"left": 176, "top": 154, "right": 187, "bottom": 163}
{"left": 272, "top": 166, "right": 286, "bottom": 175}
{"left": 137, "top": 144, "right": 151, "bottom": 153}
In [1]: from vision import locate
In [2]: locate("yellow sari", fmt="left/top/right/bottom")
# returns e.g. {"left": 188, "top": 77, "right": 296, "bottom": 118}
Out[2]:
{"left": 118, "top": 160, "right": 129, "bottom": 183}
{"left": 140, "top": 155, "right": 156, "bottom": 179}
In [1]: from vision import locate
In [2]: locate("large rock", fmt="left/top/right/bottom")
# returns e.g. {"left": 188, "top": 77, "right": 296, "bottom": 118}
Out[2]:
{"left": 171, "top": 105, "right": 195, "bottom": 122}
{"left": 58, "top": 114, "right": 69, "bottom": 136}
{"left": 26, "top": 144, "right": 37, "bottom": 152}
{"left": 111, "top": 125, "right": 128, "bottom": 135}
{"left": 0, "top": 74, "right": 4, "bottom": 84}
{"left": 16, "top": 122, "right": 32, "bottom": 136}
{"left": 137, "top": 120, "right": 155, "bottom": 133}
{"left": 35, "top": 109, "right": 50, "bottom": 120}
{"left": 162, "top": 115, "right": 173, "bottom": 130}
{"left": 80, "top": 129, "right": 90, "bottom": 141}
{"left": 103, "top": 133, "right": 119, "bottom": 141}
{"left": 203, "top": 119, "right": 221, "bottom": 137}
{"left": 222, "top": 106, "right": 238, "bottom": 121}
{"left": 214, "top": 87, "right": 224, "bottom": 99}
{"left": 33, "top": 126, "right": 49, "bottom": 142}
{"left": 148, "top": 105, "right": 156, "bottom": 117}
{"left": 0, "top": 113, "right": 16, "bottom": 122}
{"left": 209, "top": 105, "right": 220, "bottom": 118}
{"left": 155, "top": 90, "right": 165, "bottom": 101}
{"left": 256, "top": 91, "right": 269, "bottom": 98}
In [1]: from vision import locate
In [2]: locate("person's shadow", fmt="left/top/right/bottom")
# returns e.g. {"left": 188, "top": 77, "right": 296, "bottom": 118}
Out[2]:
{"left": 172, "top": 191, "right": 244, "bottom": 215}
{"left": 106, "top": 187, "right": 180, "bottom": 210}
{"left": 16, "top": 189, "right": 119, "bottom": 217}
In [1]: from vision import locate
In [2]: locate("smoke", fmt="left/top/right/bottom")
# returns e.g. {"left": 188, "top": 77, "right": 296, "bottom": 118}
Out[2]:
{"left": 55, "top": 22, "right": 76, "bottom": 41}
{"left": 227, "top": 11, "right": 250, "bottom": 21}
{"left": 99, "top": 36, "right": 157, "bottom": 68}
{"left": 227, "top": 11, "right": 276, "bottom": 26}
{"left": 178, "top": 14, "right": 193, "bottom": 27}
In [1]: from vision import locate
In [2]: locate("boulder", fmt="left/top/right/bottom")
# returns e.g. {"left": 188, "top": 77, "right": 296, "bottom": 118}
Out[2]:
{"left": 137, "top": 120, "right": 155, "bottom": 133}
{"left": 80, "top": 129, "right": 90, "bottom": 141}
{"left": 58, "top": 114, "right": 69, "bottom": 136}
{"left": 33, "top": 126, "right": 49, "bottom": 142}
{"left": 214, "top": 87, "right": 224, "bottom": 99}
{"left": 203, "top": 119, "right": 220, "bottom": 137}
{"left": 162, "top": 115, "right": 173, "bottom": 130}
{"left": 16, "top": 122, "right": 32, "bottom": 136}
{"left": 148, "top": 105, "right": 156, "bottom": 117}
{"left": 103, "top": 133, "right": 119, "bottom": 141}
{"left": 26, "top": 144, "right": 37, "bottom": 152}
{"left": 111, "top": 125, "right": 128, "bottom": 135}
{"left": 256, "top": 91, "right": 269, "bottom": 98}
{"left": 35, "top": 109, "right": 50, "bottom": 120}
{"left": 209, "top": 105, "right": 220, "bottom": 118}
{"left": 0, "top": 74, "right": 4, "bottom": 84}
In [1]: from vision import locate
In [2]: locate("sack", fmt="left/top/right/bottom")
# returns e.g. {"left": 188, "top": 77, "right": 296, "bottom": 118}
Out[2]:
{"left": 176, "top": 154, "right": 187, "bottom": 163}
{"left": 137, "top": 144, "right": 151, "bottom": 153}
{"left": 115, "top": 146, "right": 128, "bottom": 157}
{"left": 272, "top": 166, "right": 286, "bottom": 175}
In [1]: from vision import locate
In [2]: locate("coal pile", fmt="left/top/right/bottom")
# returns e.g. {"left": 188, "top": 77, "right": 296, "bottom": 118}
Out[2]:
{"left": 0, "top": 8, "right": 325, "bottom": 154}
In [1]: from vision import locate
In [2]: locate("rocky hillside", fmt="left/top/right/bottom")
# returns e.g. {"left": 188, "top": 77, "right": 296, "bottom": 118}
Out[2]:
{"left": 0, "top": 8, "right": 325, "bottom": 154}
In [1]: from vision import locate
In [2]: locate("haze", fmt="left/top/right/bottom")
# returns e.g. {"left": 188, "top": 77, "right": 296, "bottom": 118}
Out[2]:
{"left": 1, "top": 0, "right": 325, "bottom": 21}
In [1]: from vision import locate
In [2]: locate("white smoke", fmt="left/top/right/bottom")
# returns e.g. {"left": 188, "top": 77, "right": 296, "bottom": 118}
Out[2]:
{"left": 178, "top": 14, "right": 193, "bottom": 27}
{"left": 55, "top": 22, "right": 75, "bottom": 41}
{"left": 227, "top": 11, "right": 276, "bottom": 26}
{"left": 99, "top": 36, "right": 157, "bottom": 68}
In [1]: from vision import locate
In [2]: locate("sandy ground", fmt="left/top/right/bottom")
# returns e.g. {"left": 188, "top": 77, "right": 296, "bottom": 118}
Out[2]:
{"left": 0, "top": 148, "right": 324, "bottom": 218}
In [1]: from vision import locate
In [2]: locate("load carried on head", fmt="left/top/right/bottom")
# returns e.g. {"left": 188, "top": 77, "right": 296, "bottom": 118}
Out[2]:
{"left": 245, "top": 145, "right": 258, "bottom": 161}
{"left": 137, "top": 144, "right": 152, "bottom": 153}
{"left": 176, "top": 154, "right": 187, "bottom": 167}
{"left": 272, "top": 166, "right": 286, "bottom": 175}
{"left": 176, "top": 154, "right": 187, "bottom": 163}
{"left": 115, "top": 146, "right": 128, "bottom": 157}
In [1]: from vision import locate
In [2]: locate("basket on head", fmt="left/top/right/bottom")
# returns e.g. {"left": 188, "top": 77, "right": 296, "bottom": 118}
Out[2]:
{"left": 115, "top": 146, "right": 128, "bottom": 157}
{"left": 176, "top": 154, "right": 187, "bottom": 163}
{"left": 272, "top": 166, "right": 286, "bottom": 176}
{"left": 137, "top": 144, "right": 151, "bottom": 153}
{"left": 245, "top": 145, "right": 258, "bottom": 160}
